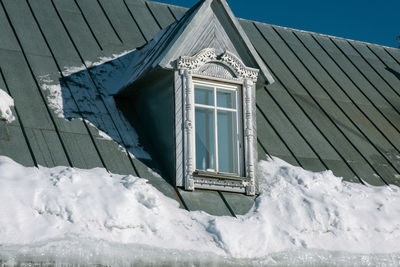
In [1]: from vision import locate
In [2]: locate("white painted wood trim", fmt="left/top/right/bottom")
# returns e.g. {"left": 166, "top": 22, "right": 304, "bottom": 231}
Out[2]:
{"left": 182, "top": 69, "right": 195, "bottom": 190}
{"left": 243, "top": 78, "right": 256, "bottom": 195}
{"left": 177, "top": 48, "right": 257, "bottom": 195}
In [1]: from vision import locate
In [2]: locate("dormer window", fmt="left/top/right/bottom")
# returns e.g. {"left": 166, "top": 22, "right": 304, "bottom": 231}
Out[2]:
{"left": 115, "top": 0, "right": 275, "bottom": 197}
{"left": 194, "top": 80, "right": 243, "bottom": 176}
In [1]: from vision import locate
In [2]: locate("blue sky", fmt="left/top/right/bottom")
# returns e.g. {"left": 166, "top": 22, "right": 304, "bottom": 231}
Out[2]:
{"left": 156, "top": 0, "right": 400, "bottom": 48}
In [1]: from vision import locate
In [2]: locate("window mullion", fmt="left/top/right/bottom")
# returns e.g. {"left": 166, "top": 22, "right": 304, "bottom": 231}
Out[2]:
{"left": 214, "top": 86, "right": 218, "bottom": 172}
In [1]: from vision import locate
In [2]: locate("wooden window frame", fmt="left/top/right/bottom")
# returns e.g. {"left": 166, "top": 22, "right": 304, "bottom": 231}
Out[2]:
{"left": 193, "top": 79, "right": 243, "bottom": 176}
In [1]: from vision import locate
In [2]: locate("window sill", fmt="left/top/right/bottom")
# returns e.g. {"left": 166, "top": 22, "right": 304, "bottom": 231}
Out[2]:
{"left": 191, "top": 170, "right": 253, "bottom": 194}
{"left": 193, "top": 170, "right": 248, "bottom": 182}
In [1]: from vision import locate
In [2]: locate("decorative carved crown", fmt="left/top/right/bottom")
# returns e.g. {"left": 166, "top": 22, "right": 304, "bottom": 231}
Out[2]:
{"left": 177, "top": 48, "right": 259, "bottom": 81}
{"left": 177, "top": 48, "right": 217, "bottom": 70}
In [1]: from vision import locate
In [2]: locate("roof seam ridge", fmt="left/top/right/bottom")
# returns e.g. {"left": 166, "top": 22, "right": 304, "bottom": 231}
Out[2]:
{"left": 245, "top": 19, "right": 399, "bottom": 50}
{"left": 147, "top": 0, "right": 188, "bottom": 10}
{"left": 149, "top": 1, "right": 399, "bottom": 50}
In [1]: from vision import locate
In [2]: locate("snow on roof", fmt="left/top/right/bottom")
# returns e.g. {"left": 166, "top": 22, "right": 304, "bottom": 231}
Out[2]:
{"left": 0, "top": 89, "right": 15, "bottom": 123}
{"left": 1, "top": 155, "right": 400, "bottom": 264}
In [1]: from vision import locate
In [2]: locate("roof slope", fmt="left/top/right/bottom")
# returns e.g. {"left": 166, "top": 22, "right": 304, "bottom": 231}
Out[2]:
{"left": 246, "top": 21, "right": 400, "bottom": 187}
{"left": 0, "top": 0, "right": 400, "bottom": 216}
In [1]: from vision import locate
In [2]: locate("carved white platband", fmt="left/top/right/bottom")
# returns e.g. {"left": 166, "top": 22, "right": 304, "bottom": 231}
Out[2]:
{"left": 221, "top": 51, "right": 259, "bottom": 81}
{"left": 177, "top": 48, "right": 257, "bottom": 195}
{"left": 177, "top": 48, "right": 217, "bottom": 70}
{"left": 178, "top": 48, "right": 259, "bottom": 82}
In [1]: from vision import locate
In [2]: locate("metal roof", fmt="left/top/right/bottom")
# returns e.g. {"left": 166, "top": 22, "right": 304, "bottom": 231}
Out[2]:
{"left": 1, "top": 0, "right": 400, "bottom": 216}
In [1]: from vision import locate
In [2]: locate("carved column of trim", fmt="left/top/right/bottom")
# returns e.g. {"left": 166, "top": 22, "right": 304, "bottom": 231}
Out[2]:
{"left": 244, "top": 78, "right": 255, "bottom": 196}
{"left": 183, "top": 69, "right": 195, "bottom": 190}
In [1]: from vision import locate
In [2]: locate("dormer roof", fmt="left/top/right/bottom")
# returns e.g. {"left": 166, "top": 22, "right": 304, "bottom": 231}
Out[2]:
{"left": 119, "top": 0, "right": 274, "bottom": 90}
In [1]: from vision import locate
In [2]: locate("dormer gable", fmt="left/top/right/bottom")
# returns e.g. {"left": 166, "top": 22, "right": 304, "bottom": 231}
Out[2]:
{"left": 118, "top": 0, "right": 274, "bottom": 92}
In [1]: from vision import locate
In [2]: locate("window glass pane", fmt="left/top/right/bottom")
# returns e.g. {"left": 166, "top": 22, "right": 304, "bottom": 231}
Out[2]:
{"left": 217, "top": 89, "right": 235, "bottom": 109}
{"left": 195, "top": 107, "right": 215, "bottom": 171}
{"left": 195, "top": 85, "right": 214, "bottom": 106}
{"left": 217, "top": 110, "right": 238, "bottom": 174}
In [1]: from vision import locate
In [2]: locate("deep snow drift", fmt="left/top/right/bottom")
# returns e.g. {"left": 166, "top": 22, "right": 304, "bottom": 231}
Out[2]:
{"left": 0, "top": 89, "right": 15, "bottom": 123}
{"left": 1, "top": 156, "right": 400, "bottom": 265}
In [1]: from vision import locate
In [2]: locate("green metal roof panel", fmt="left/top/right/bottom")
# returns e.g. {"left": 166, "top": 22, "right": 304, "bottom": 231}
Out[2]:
{"left": 386, "top": 47, "right": 400, "bottom": 63}
{"left": 38, "top": 129, "right": 71, "bottom": 167}
{"left": 0, "top": 71, "right": 36, "bottom": 166}
{"left": 266, "top": 88, "right": 341, "bottom": 161}
{"left": 167, "top": 4, "right": 188, "bottom": 18}
{"left": 369, "top": 46, "right": 400, "bottom": 76}
{"left": 352, "top": 44, "right": 400, "bottom": 97}
{"left": 0, "top": 51, "right": 54, "bottom": 129}
{"left": 2, "top": 0, "right": 51, "bottom": 57}
{"left": 257, "top": 89, "right": 320, "bottom": 160}
{"left": 124, "top": 0, "right": 160, "bottom": 42}
{"left": 221, "top": 192, "right": 255, "bottom": 216}
{"left": 129, "top": 157, "right": 185, "bottom": 208}
{"left": 23, "top": 127, "right": 68, "bottom": 167}
{"left": 314, "top": 35, "right": 397, "bottom": 110}
{"left": 54, "top": 7, "right": 104, "bottom": 63}
{"left": 257, "top": 24, "right": 331, "bottom": 100}
{"left": 296, "top": 32, "right": 398, "bottom": 144}
{"left": 0, "top": 53, "right": 70, "bottom": 167}
{"left": 0, "top": 125, "right": 35, "bottom": 166}
{"left": 90, "top": 139, "right": 136, "bottom": 175}
{"left": 318, "top": 98, "right": 397, "bottom": 165}
{"left": 0, "top": 73, "right": 18, "bottom": 127}
{"left": 59, "top": 131, "right": 103, "bottom": 169}
{"left": 24, "top": 55, "right": 87, "bottom": 134}
{"left": 52, "top": 0, "right": 80, "bottom": 13}
{"left": 74, "top": 0, "right": 123, "bottom": 49}
{"left": 256, "top": 107, "right": 300, "bottom": 166}
{"left": 0, "top": 5, "right": 19, "bottom": 51}
{"left": 289, "top": 94, "right": 385, "bottom": 185}
{"left": 97, "top": 0, "right": 146, "bottom": 47}
{"left": 337, "top": 101, "right": 400, "bottom": 155}
{"left": 240, "top": 21, "right": 303, "bottom": 95}
{"left": 146, "top": 1, "right": 176, "bottom": 28}
{"left": 177, "top": 189, "right": 233, "bottom": 216}
{"left": 29, "top": 0, "right": 89, "bottom": 66}
{"left": 277, "top": 29, "right": 350, "bottom": 104}
{"left": 322, "top": 159, "right": 358, "bottom": 183}
{"left": 333, "top": 39, "right": 400, "bottom": 110}
{"left": 294, "top": 157, "right": 325, "bottom": 173}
